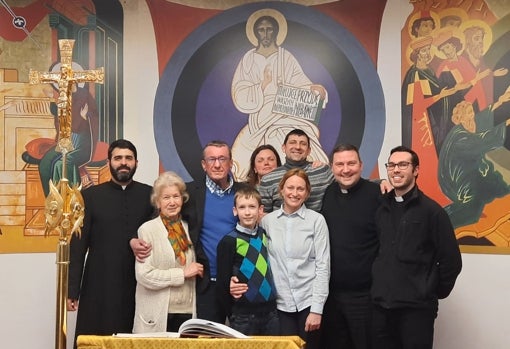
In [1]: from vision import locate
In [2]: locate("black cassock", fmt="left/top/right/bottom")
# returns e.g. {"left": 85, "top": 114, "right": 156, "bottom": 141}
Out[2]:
{"left": 69, "top": 180, "right": 153, "bottom": 341}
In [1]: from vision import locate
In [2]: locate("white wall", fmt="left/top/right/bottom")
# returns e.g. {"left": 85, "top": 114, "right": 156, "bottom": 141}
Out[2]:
{"left": 435, "top": 254, "right": 510, "bottom": 348}
{"left": 1, "top": 1, "right": 509, "bottom": 348}
{"left": 2, "top": 253, "right": 509, "bottom": 349}
{"left": 0, "top": 253, "right": 75, "bottom": 349}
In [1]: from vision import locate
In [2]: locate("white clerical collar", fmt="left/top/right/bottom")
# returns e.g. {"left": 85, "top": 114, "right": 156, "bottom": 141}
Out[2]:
{"left": 394, "top": 196, "right": 404, "bottom": 202}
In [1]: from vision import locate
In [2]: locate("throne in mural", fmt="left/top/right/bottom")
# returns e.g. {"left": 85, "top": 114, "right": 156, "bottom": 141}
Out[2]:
{"left": 22, "top": 138, "right": 111, "bottom": 236}
{"left": 0, "top": 68, "right": 110, "bottom": 236}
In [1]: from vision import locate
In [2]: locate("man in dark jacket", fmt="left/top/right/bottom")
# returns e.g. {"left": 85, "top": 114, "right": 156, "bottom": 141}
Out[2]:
{"left": 183, "top": 140, "right": 246, "bottom": 323}
{"left": 371, "top": 145, "right": 462, "bottom": 349}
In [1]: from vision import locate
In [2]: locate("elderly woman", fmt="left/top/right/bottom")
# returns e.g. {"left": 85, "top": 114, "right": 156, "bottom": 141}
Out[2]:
{"left": 133, "top": 171, "right": 203, "bottom": 333}
{"left": 245, "top": 144, "right": 282, "bottom": 187}
{"left": 261, "top": 168, "right": 330, "bottom": 349}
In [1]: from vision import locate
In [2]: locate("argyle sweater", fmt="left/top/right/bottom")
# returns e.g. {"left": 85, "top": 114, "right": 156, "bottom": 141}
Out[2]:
{"left": 216, "top": 225, "right": 277, "bottom": 316}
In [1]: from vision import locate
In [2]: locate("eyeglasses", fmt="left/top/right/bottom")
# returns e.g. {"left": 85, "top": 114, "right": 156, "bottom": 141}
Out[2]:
{"left": 204, "top": 157, "right": 230, "bottom": 165}
{"left": 385, "top": 161, "right": 411, "bottom": 170}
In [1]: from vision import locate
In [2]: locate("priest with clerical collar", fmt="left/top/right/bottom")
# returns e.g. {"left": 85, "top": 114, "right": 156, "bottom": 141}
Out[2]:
{"left": 320, "top": 143, "right": 382, "bottom": 349}
{"left": 371, "top": 145, "right": 462, "bottom": 349}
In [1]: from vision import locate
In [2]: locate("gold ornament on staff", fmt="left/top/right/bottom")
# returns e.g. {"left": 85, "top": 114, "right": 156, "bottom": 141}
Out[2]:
{"left": 29, "top": 39, "right": 104, "bottom": 349}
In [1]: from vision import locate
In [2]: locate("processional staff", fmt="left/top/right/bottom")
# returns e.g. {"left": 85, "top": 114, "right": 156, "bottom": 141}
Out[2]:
{"left": 29, "top": 39, "right": 104, "bottom": 349}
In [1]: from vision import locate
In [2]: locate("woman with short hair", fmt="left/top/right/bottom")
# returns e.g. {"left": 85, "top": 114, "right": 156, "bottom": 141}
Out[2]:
{"left": 133, "top": 171, "right": 203, "bottom": 333}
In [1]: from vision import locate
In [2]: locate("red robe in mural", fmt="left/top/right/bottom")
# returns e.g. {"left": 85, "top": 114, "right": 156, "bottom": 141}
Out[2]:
{"left": 436, "top": 53, "right": 491, "bottom": 112}
{"left": 402, "top": 65, "right": 451, "bottom": 207}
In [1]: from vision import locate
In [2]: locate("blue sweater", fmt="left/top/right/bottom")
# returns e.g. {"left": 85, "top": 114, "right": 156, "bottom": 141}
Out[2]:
{"left": 200, "top": 189, "right": 237, "bottom": 278}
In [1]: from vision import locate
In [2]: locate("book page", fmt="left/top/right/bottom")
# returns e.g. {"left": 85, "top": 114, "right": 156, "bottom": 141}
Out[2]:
{"left": 178, "top": 318, "right": 249, "bottom": 338}
{"left": 114, "top": 332, "right": 180, "bottom": 338}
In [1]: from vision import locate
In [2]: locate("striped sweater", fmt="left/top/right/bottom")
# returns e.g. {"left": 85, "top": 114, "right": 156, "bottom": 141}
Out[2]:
{"left": 258, "top": 159, "right": 334, "bottom": 212}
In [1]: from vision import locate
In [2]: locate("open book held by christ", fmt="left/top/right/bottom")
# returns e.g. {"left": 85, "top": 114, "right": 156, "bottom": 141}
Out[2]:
{"left": 114, "top": 318, "right": 249, "bottom": 338}
{"left": 272, "top": 85, "right": 324, "bottom": 124}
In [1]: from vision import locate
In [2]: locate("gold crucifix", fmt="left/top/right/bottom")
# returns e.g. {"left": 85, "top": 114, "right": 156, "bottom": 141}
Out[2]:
{"left": 29, "top": 39, "right": 104, "bottom": 154}
{"left": 29, "top": 39, "right": 104, "bottom": 349}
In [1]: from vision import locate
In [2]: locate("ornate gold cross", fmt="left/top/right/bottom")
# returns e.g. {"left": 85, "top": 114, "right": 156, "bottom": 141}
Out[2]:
{"left": 29, "top": 39, "right": 104, "bottom": 154}
{"left": 29, "top": 39, "right": 105, "bottom": 349}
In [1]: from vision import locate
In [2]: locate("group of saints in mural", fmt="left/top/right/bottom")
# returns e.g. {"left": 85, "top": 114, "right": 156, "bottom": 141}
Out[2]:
{"left": 401, "top": 8, "right": 510, "bottom": 245}
{"left": 14, "top": 7, "right": 510, "bottom": 247}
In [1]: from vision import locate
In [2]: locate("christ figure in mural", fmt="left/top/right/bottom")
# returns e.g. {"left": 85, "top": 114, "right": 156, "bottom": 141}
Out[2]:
{"left": 231, "top": 8, "right": 328, "bottom": 181}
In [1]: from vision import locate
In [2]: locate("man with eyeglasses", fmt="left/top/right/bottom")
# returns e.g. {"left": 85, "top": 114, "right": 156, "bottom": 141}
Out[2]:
{"left": 183, "top": 140, "right": 247, "bottom": 323}
{"left": 371, "top": 145, "right": 462, "bottom": 349}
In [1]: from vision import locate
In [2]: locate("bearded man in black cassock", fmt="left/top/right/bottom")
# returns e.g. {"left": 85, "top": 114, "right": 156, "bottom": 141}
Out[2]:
{"left": 68, "top": 139, "right": 154, "bottom": 347}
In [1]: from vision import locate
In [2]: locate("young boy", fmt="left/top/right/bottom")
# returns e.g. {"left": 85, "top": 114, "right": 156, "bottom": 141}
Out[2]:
{"left": 216, "top": 186, "right": 279, "bottom": 335}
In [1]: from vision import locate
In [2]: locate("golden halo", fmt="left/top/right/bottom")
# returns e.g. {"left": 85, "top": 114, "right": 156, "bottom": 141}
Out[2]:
{"left": 432, "top": 27, "right": 465, "bottom": 60}
{"left": 438, "top": 7, "right": 468, "bottom": 28}
{"left": 459, "top": 19, "right": 493, "bottom": 55}
{"left": 407, "top": 10, "right": 440, "bottom": 39}
{"left": 246, "top": 8, "right": 288, "bottom": 47}
{"left": 404, "top": 38, "right": 437, "bottom": 67}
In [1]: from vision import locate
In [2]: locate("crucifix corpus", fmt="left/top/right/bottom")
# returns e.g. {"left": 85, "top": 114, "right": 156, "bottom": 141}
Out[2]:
{"left": 29, "top": 39, "right": 104, "bottom": 349}
{"left": 30, "top": 39, "right": 104, "bottom": 154}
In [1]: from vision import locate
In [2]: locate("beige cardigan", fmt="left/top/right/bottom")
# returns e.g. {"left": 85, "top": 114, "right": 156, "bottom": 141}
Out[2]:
{"left": 132, "top": 216, "right": 196, "bottom": 333}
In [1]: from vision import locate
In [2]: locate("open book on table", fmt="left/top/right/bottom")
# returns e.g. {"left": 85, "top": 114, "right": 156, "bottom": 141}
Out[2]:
{"left": 178, "top": 318, "right": 249, "bottom": 338}
{"left": 114, "top": 318, "right": 249, "bottom": 339}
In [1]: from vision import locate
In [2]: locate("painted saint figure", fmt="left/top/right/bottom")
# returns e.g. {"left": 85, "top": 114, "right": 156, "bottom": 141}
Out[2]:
{"left": 39, "top": 83, "right": 99, "bottom": 196}
{"left": 439, "top": 88, "right": 510, "bottom": 229}
{"left": 231, "top": 9, "right": 328, "bottom": 180}
{"left": 436, "top": 25, "right": 507, "bottom": 117}
{"left": 401, "top": 35, "right": 456, "bottom": 207}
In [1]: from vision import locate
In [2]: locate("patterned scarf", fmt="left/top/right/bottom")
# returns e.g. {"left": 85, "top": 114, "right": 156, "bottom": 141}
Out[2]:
{"left": 160, "top": 214, "right": 192, "bottom": 265}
